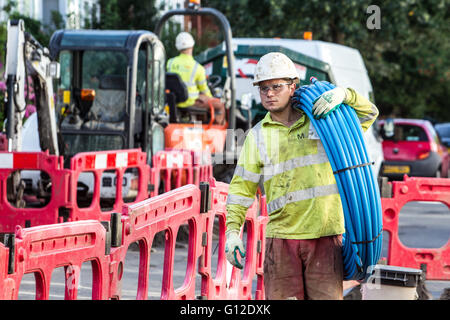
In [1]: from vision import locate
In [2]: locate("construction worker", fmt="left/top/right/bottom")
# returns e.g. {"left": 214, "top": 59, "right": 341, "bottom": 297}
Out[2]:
{"left": 167, "top": 31, "right": 225, "bottom": 125}
{"left": 224, "top": 52, "right": 379, "bottom": 300}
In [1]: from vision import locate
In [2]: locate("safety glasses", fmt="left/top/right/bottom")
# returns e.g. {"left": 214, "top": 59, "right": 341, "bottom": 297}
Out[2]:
{"left": 258, "top": 82, "right": 293, "bottom": 94}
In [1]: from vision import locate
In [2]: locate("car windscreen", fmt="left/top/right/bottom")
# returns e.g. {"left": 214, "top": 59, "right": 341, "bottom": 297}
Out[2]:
{"left": 384, "top": 124, "right": 428, "bottom": 142}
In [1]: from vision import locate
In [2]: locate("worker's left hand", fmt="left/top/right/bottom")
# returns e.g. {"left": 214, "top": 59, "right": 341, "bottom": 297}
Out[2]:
{"left": 225, "top": 230, "right": 246, "bottom": 269}
{"left": 312, "top": 87, "right": 347, "bottom": 119}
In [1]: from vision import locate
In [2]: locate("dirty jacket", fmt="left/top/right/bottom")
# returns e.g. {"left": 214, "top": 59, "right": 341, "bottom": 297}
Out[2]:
{"left": 226, "top": 88, "right": 379, "bottom": 239}
{"left": 167, "top": 53, "right": 212, "bottom": 108}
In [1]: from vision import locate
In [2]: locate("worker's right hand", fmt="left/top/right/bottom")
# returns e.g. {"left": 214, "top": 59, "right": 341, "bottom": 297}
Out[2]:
{"left": 225, "top": 230, "right": 246, "bottom": 269}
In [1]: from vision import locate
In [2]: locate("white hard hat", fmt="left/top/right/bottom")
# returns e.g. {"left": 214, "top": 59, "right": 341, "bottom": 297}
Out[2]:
{"left": 175, "top": 32, "right": 195, "bottom": 51}
{"left": 253, "top": 52, "right": 299, "bottom": 85}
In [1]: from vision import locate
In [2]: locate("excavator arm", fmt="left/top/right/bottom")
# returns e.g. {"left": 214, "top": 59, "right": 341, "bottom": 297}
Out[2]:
{"left": 4, "top": 19, "right": 60, "bottom": 155}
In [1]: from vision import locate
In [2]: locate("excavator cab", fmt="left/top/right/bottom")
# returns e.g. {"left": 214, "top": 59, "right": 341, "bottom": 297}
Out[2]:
{"left": 49, "top": 30, "right": 167, "bottom": 165}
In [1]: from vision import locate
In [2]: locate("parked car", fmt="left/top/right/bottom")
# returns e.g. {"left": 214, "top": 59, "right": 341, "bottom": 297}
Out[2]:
{"left": 435, "top": 122, "right": 450, "bottom": 153}
{"left": 379, "top": 118, "right": 449, "bottom": 180}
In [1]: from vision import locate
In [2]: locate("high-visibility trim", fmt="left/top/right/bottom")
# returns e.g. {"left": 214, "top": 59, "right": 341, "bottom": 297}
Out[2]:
{"left": 197, "top": 79, "right": 207, "bottom": 86}
{"left": 234, "top": 165, "right": 261, "bottom": 183}
{"left": 266, "top": 183, "right": 339, "bottom": 214}
{"left": 0, "top": 153, "right": 13, "bottom": 168}
{"left": 262, "top": 143, "right": 329, "bottom": 182}
{"left": 167, "top": 58, "right": 174, "bottom": 72}
{"left": 358, "top": 104, "right": 378, "bottom": 125}
{"left": 190, "top": 62, "right": 199, "bottom": 85}
{"left": 226, "top": 194, "right": 255, "bottom": 208}
{"left": 0, "top": 153, "right": 39, "bottom": 169}
{"left": 85, "top": 151, "right": 138, "bottom": 170}
{"left": 252, "top": 122, "right": 272, "bottom": 165}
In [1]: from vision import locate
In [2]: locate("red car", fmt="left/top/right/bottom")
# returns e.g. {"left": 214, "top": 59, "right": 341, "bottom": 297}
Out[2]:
{"left": 379, "top": 118, "right": 449, "bottom": 180}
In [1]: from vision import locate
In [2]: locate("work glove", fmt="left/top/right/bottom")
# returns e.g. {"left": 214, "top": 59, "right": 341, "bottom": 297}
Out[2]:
{"left": 312, "top": 87, "right": 348, "bottom": 119}
{"left": 225, "top": 230, "right": 246, "bottom": 269}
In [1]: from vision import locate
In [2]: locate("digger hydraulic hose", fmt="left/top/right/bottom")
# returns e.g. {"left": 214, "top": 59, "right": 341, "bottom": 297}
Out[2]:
{"left": 292, "top": 78, "right": 383, "bottom": 280}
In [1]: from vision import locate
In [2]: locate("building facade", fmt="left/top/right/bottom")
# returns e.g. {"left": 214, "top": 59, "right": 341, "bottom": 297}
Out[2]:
{"left": 0, "top": 0, "right": 99, "bottom": 29}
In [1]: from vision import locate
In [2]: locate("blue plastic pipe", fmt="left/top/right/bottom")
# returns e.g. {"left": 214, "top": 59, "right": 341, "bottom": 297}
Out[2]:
{"left": 292, "top": 79, "right": 383, "bottom": 280}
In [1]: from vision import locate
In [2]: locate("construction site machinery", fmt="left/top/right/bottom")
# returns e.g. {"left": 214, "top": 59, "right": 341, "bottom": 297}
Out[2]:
{"left": 155, "top": 3, "right": 252, "bottom": 182}
{"left": 2, "top": 21, "right": 174, "bottom": 208}
{"left": 3, "top": 20, "right": 60, "bottom": 156}
{"left": 49, "top": 29, "right": 167, "bottom": 164}
{"left": 2, "top": 19, "right": 61, "bottom": 207}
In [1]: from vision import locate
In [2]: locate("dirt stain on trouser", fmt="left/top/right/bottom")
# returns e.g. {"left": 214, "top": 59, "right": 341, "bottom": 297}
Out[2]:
{"left": 264, "top": 235, "right": 344, "bottom": 300}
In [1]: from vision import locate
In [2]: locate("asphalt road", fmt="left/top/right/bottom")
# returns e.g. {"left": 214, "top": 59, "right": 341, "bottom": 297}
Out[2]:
{"left": 17, "top": 201, "right": 449, "bottom": 300}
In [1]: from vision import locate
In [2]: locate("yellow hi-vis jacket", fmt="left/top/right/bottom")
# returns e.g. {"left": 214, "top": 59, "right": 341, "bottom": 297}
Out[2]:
{"left": 226, "top": 88, "right": 379, "bottom": 239}
{"left": 167, "top": 53, "right": 212, "bottom": 108}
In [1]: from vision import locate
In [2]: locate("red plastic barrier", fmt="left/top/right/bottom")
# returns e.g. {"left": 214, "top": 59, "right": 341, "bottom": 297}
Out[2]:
{"left": 197, "top": 179, "right": 230, "bottom": 300}
{"left": 0, "top": 179, "right": 269, "bottom": 300}
{"left": 150, "top": 150, "right": 194, "bottom": 197}
{"left": 0, "top": 149, "right": 151, "bottom": 232}
{"left": 382, "top": 176, "right": 450, "bottom": 280}
{"left": 3, "top": 221, "right": 111, "bottom": 299}
{"left": 226, "top": 193, "right": 268, "bottom": 300}
{"left": 191, "top": 150, "right": 213, "bottom": 186}
{"left": 198, "top": 179, "right": 268, "bottom": 300}
{"left": 0, "top": 242, "right": 11, "bottom": 299}
{"left": 110, "top": 184, "right": 203, "bottom": 299}
{"left": 0, "top": 133, "right": 7, "bottom": 151}
{"left": 69, "top": 149, "right": 151, "bottom": 223}
{"left": 0, "top": 151, "right": 71, "bottom": 233}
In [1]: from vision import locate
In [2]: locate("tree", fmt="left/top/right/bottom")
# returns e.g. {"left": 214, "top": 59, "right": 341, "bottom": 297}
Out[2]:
{"left": 95, "top": 0, "right": 159, "bottom": 31}
{"left": 202, "top": 0, "right": 450, "bottom": 121}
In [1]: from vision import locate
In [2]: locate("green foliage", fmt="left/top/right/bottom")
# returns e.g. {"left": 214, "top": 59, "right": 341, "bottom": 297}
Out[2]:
{"left": 8, "top": 12, "right": 51, "bottom": 45}
{"left": 96, "top": 0, "right": 159, "bottom": 30}
{"left": 159, "top": 19, "right": 182, "bottom": 60}
{"left": 203, "top": 0, "right": 450, "bottom": 122}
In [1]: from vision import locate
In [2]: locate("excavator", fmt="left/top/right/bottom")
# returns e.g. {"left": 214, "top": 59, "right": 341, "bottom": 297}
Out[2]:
{"left": 2, "top": 19, "right": 60, "bottom": 207}
{"left": 1, "top": 2, "right": 247, "bottom": 208}
{"left": 2, "top": 18, "right": 171, "bottom": 208}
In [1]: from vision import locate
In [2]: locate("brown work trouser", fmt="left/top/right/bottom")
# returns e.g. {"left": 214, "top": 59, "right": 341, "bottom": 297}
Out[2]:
{"left": 264, "top": 235, "right": 344, "bottom": 300}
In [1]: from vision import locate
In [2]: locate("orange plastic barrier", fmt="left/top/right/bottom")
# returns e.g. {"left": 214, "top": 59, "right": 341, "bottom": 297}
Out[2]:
{"left": 0, "top": 179, "right": 269, "bottom": 300}
{"left": 381, "top": 176, "right": 450, "bottom": 280}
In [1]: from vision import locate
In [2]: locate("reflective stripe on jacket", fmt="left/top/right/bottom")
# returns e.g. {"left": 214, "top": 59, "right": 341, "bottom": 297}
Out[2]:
{"left": 167, "top": 53, "right": 212, "bottom": 108}
{"left": 226, "top": 88, "right": 379, "bottom": 239}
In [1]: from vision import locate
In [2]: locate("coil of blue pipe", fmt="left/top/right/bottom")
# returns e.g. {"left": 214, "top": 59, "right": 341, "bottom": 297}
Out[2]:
{"left": 292, "top": 78, "right": 383, "bottom": 280}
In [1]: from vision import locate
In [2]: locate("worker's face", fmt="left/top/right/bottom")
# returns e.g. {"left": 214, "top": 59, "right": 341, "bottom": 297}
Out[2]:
{"left": 258, "top": 79, "right": 296, "bottom": 114}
